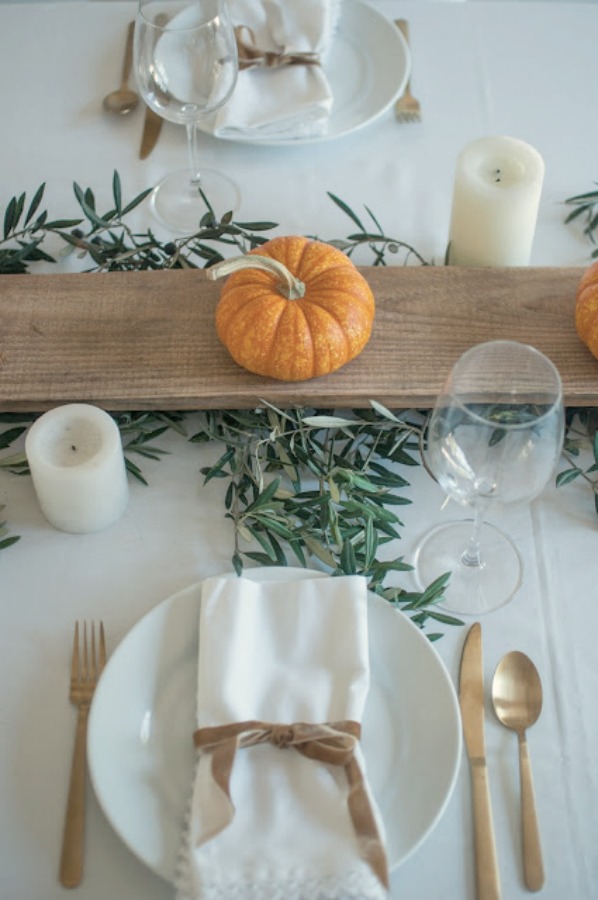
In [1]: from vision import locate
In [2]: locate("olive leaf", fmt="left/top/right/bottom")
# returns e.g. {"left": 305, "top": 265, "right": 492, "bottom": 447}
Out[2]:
{"left": 0, "top": 505, "right": 20, "bottom": 553}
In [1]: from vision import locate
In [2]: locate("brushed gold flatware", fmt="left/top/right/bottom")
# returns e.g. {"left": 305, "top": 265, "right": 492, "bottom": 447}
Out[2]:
{"left": 59, "top": 622, "right": 106, "bottom": 888}
{"left": 139, "top": 105, "right": 163, "bottom": 159}
{"left": 460, "top": 622, "right": 501, "bottom": 900}
{"left": 103, "top": 20, "right": 140, "bottom": 116}
{"left": 394, "top": 20, "right": 421, "bottom": 124}
{"left": 492, "top": 651, "right": 545, "bottom": 892}
{"left": 139, "top": 13, "right": 168, "bottom": 159}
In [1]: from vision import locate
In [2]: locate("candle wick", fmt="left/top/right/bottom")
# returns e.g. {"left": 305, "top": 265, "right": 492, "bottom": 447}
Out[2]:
{"left": 495, "top": 167, "right": 501, "bottom": 183}
{"left": 71, "top": 445, "right": 77, "bottom": 452}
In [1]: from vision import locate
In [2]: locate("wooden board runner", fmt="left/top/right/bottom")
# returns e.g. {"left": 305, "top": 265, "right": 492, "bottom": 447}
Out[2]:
{"left": 0, "top": 265, "right": 595, "bottom": 411}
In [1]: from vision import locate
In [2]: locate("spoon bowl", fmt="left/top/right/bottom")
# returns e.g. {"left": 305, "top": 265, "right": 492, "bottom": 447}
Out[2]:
{"left": 492, "top": 650, "right": 545, "bottom": 892}
{"left": 492, "top": 650, "right": 542, "bottom": 732}
{"left": 102, "top": 20, "right": 140, "bottom": 116}
{"left": 103, "top": 87, "right": 140, "bottom": 116}
{"left": 104, "top": 88, "right": 139, "bottom": 116}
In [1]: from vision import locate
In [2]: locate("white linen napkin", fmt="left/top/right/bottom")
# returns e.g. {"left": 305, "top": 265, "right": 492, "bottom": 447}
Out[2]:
{"left": 175, "top": 573, "right": 388, "bottom": 900}
{"left": 203, "top": 0, "right": 342, "bottom": 141}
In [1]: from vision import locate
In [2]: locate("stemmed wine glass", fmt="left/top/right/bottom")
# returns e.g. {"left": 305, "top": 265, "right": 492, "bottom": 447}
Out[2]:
{"left": 134, "top": 0, "right": 239, "bottom": 232}
{"left": 414, "top": 340, "right": 564, "bottom": 615}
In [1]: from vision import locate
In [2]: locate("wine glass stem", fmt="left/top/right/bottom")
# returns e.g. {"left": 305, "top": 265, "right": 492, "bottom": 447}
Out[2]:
{"left": 461, "top": 504, "right": 484, "bottom": 568}
{"left": 186, "top": 122, "right": 201, "bottom": 186}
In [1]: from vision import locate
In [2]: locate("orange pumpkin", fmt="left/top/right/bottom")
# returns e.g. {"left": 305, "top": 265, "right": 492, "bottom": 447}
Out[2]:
{"left": 576, "top": 260, "right": 598, "bottom": 359}
{"left": 208, "top": 236, "right": 375, "bottom": 382}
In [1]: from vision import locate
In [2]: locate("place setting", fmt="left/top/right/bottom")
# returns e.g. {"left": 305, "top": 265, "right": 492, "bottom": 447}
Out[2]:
{"left": 25, "top": 400, "right": 461, "bottom": 892}
{"left": 102, "top": 0, "right": 411, "bottom": 231}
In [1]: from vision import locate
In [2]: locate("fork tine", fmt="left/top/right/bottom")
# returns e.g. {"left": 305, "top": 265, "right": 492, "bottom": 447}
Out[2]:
{"left": 70, "top": 622, "right": 80, "bottom": 683}
{"left": 90, "top": 622, "right": 97, "bottom": 682}
{"left": 83, "top": 621, "right": 90, "bottom": 682}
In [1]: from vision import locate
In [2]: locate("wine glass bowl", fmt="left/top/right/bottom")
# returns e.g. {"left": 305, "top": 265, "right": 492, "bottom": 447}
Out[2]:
{"left": 414, "top": 340, "right": 564, "bottom": 615}
{"left": 134, "top": 0, "right": 239, "bottom": 232}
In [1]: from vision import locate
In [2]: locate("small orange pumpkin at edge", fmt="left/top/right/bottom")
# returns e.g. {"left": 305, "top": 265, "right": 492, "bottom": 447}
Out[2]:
{"left": 207, "top": 236, "right": 375, "bottom": 382}
{"left": 576, "top": 260, "right": 598, "bottom": 360}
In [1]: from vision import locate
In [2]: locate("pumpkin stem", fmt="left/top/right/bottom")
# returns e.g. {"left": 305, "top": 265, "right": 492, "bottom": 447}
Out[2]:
{"left": 207, "top": 254, "right": 306, "bottom": 300}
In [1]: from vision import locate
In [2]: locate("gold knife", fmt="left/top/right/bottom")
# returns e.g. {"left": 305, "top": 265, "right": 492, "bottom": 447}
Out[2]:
{"left": 139, "top": 13, "right": 167, "bottom": 159}
{"left": 139, "top": 103, "right": 163, "bottom": 159}
{"left": 459, "top": 622, "right": 501, "bottom": 900}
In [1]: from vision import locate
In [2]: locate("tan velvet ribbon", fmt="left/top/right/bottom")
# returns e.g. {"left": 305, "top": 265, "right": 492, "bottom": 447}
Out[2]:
{"left": 193, "top": 719, "right": 389, "bottom": 890}
{"left": 234, "top": 25, "right": 321, "bottom": 71}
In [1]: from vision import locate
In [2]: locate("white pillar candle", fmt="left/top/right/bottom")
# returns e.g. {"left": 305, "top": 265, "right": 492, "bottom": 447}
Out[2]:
{"left": 25, "top": 404, "right": 129, "bottom": 534}
{"left": 448, "top": 136, "right": 545, "bottom": 266}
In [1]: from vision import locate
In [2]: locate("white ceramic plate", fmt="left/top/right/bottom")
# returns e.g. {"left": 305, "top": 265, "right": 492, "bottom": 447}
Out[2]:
{"left": 198, "top": 0, "right": 410, "bottom": 145}
{"left": 88, "top": 568, "right": 461, "bottom": 882}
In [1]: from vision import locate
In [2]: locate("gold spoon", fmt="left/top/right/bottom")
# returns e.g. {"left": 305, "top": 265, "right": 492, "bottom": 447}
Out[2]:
{"left": 492, "top": 651, "right": 545, "bottom": 892}
{"left": 103, "top": 21, "right": 140, "bottom": 116}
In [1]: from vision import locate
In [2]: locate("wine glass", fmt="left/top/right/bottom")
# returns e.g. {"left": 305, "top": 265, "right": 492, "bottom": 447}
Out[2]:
{"left": 414, "top": 340, "right": 564, "bottom": 615}
{"left": 134, "top": 0, "right": 239, "bottom": 232}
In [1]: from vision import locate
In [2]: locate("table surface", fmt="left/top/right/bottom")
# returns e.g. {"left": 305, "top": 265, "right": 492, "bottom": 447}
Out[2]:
{"left": 1, "top": 2, "right": 598, "bottom": 899}
{"left": 3, "top": 265, "right": 598, "bottom": 410}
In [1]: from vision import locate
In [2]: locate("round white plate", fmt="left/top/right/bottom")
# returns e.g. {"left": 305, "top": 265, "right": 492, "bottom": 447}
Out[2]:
{"left": 198, "top": 0, "right": 410, "bottom": 145}
{"left": 88, "top": 567, "right": 461, "bottom": 882}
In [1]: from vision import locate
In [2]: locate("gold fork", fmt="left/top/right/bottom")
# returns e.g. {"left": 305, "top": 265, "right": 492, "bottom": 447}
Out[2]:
{"left": 59, "top": 622, "right": 106, "bottom": 888}
{"left": 394, "top": 20, "right": 421, "bottom": 124}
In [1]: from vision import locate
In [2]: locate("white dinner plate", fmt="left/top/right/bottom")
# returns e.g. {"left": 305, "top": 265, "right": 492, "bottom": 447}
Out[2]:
{"left": 198, "top": 0, "right": 410, "bottom": 145}
{"left": 88, "top": 567, "right": 461, "bottom": 882}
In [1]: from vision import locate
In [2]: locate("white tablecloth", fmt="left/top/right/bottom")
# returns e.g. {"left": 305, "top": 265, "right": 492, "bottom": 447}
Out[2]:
{"left": 1, "top": 2, "right": 598, "bottom": 899}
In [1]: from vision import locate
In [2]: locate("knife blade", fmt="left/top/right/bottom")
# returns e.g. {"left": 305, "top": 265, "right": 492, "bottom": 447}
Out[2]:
{"left": 139, "top": 12, "right": 167, "bottom": 159}
{"left": 459, "top": 622, "right": 501, "bottom": 900}
{"left": 139, "top": 103, "right": 163, "bottom": 159}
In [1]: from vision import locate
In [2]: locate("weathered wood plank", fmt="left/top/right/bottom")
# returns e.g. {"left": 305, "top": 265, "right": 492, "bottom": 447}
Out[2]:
{"left": 0, "top": 265, "right": 594, "bottom": 411}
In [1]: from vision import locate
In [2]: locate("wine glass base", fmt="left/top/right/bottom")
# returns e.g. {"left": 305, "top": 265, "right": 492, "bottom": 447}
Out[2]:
{"left": 149, "top": 169, "right": 240, "bottom": 234}
{"left": 414, "top": 519, "right": 523, "bottom": 616}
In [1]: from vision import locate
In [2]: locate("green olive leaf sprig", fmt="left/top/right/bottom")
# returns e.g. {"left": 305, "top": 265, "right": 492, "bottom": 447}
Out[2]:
{"left": 3, "top": 176, "right": 598, "bottom": 628}
{"left": 564, "top": 183, "right": 598, "bottom": 257}
{"left": 0, "top": 505, "right": 20, "bottom": 551}
{"left": 556, "top": 407, "right": 598, "bottom": 513}
{"left": 192, "top": 403, "right": 458, "bottom": 637}
{"left": 319, "top": 193, "right": 431, "bottom": 266}
{"left": 0, "top": 173, "right": 431, "bottom": 275}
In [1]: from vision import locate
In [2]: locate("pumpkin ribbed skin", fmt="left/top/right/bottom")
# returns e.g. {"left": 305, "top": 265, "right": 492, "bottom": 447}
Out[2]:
{"left": 576, "top": 261, "right": 598, "bottom": 359}
{"left": 214, "top": 236, "right": 375, "bottom": 382}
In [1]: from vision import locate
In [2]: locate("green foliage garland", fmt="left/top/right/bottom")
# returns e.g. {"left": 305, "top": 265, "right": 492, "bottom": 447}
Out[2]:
{"left": 190, "top": 404, "right": 457, "bottom": 637}
{"left": 0, "top": 172, "right": 430, "bottom": 275}
{"left": 2, "top": 176, "right": 598, "bottom": 635}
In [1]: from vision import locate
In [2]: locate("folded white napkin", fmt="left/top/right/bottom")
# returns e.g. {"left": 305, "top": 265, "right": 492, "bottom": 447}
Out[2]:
{"left": 203, "top": 0, "right": 342, "bottom": 141}
{"left": 176, "top": 573, "right": 388, "bottom": 900}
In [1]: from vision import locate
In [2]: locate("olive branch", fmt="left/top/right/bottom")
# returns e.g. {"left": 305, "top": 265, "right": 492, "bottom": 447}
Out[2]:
{"left": 0, "top": 172, "right": 431, "bottom": 275}
{"left": 190, "top": 403, "right": 456, "bottom": 637}
{"left": 555, "top": 408, "right": 598, "bottom": 512}
{"left": 564, "top": 184, "right": 598, "bottom": 258}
